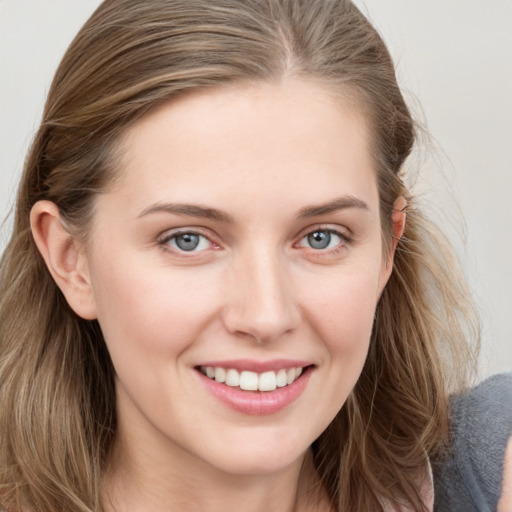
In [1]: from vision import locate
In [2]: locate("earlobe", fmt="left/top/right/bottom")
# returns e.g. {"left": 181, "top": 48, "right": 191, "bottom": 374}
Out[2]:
{"left": 30, "top": 201, "right": 97, "bottom": 320}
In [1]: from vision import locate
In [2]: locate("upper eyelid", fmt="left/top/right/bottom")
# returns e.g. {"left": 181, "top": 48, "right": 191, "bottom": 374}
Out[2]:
{"left": 157, "top": 228, "right": 219, "bottom": 252}
{"left": 295, "top": 224, "right": 351, "bottom": 242}
{"left": 156, "top": 224, "right": 352, "bottom": 248}
{"left": 158, "top": 226, "right": 214, "bottom": 241}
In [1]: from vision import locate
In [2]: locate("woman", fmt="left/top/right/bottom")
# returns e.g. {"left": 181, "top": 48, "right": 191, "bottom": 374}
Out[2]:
{"left": 0, "top": 1, "right": 510, "bottom": 511}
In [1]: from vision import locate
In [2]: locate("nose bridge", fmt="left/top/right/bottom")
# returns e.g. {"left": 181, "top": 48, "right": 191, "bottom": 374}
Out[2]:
{"left": 222, "top": 242, "right": 300, "bottom": 342}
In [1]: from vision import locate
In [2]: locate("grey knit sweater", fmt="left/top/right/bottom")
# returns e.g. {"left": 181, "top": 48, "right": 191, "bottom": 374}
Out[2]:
{"left": 433, "top": 373, "right": 512, "bottom": 511}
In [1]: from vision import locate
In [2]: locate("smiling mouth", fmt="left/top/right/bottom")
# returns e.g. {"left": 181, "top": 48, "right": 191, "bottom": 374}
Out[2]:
{"left": 197, "top": 365, "right": 310, "bottom": 392}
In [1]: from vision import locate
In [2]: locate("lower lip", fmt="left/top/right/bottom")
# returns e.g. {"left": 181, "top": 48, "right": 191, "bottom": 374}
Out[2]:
{"left": 196, "top": 367, "right": 313, "bottom": 415}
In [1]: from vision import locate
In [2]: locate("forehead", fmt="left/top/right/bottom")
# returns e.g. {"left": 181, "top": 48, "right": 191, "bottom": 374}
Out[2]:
{"left": 111, "top": 78, "right": 378, "bottom": 216}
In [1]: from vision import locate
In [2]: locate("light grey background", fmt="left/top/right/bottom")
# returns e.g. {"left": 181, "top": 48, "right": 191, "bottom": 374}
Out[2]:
{"left": 1, "top": 1, "right": 511, "bottom": 379}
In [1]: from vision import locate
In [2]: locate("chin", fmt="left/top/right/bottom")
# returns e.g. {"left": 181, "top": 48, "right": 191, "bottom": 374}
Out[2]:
{"left": 200, "top": 436, "right": 310, "bottom": 476}
{"left": 212, "top": 454, "right": 304, "bottom": 476}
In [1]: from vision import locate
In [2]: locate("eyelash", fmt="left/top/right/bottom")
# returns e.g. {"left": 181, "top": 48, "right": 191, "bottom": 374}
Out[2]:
{"left": 157, "top": 226, "right": 352, "bottom": 256}
{"left": 295, "top": 227, "right": 352, "bottom": 255}
{"left": 157, "top": 229, "right": 217, "bottom": 254}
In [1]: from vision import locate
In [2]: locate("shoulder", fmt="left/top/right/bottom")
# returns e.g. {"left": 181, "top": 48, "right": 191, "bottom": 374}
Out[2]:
{"left": 433, "top": 373, "right": 512, "bottom": 512}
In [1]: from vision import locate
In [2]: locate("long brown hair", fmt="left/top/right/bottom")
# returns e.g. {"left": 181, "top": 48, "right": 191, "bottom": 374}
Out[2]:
{"left": 0, "top": 1, "right": 479, "bottom": 510}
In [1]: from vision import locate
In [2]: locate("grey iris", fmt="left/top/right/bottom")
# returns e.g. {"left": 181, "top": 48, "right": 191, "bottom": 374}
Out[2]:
{"left": 307, "top": 230, "right": 331, "bottom": 249}
{"left": 175, "top": 233, "right": 200, "bottom": 251}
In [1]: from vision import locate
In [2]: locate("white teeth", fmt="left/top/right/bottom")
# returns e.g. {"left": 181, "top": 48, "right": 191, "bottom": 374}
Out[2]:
{"left": 225, "top": 369, "right": 240, "bottom": 387}
{"left": 214, "top": 367, "right": 226, "bottom": 383}
{"left": 259, "top": 371, "right": 277, "bottom": 391}
{"left": 201, "top": 365, "right": 307, "bottom": 391}
{"left": 276, "top": 369, "right": 287, "bottom": 388}
{"left": 240, "top": 371, "right": 259, "bottom": 391}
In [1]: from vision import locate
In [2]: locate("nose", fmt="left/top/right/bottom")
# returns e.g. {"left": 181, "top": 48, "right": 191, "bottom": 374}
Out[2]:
{"left": 221, "top": 246, "right": 301, "bottom": 344}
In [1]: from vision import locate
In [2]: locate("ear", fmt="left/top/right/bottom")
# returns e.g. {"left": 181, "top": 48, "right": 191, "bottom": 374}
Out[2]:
{"left": 390, "top": 195, "right": 407, "bottom": 252}
{"left": 30, "top": 200, "right": 97, "bottom": 320}
{"left": 378, "top": 196, "right": 407, "bottom": 294}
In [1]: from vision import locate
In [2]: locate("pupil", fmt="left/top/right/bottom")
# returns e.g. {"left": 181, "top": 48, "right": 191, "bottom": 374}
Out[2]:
{"left": 308, "top": 231, "right": 330, "bottom": 249}
{"left": 176, "top": 233, "right": 199, "bottom": 251}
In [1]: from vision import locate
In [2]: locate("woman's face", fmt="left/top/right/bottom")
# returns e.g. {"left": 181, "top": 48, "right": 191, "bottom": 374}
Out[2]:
{"left": 82, "top": 78, "right": 393, "bottom": 476}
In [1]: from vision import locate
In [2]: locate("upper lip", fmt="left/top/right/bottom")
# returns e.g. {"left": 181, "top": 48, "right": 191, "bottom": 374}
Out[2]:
{"left": 195, "top": 359, "right": 313, "bottom": 373}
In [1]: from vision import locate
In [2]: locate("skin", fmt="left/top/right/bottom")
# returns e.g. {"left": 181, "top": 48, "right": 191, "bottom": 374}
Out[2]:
{"left": 498, "top": 440, "right": 512, "bottom": 512}
{"left": 31, "top": 78, "right": 406, "bottom": 512}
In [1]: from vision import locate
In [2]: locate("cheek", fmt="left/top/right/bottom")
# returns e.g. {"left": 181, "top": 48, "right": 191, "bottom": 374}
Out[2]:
{"left": 304, "top": 269, "right": 381, "bottom": 350}
{"left": 89, "top": 256, "right": 221, "bottom": 363}
{"left": 289, "top": 269, "right": 381, "bottom": 437}
{"left": 313, "top": 272, "right": 380, "bottom": 406}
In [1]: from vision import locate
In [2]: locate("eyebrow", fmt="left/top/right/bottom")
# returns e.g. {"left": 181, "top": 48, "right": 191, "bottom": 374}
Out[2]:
{"left": 137, "top": 195, "right": 368, "bottom": 222}
{"left": 137, "top": 202, "right": 234, "bottom": 223}
{"left": 297, "top": 196, "right": 369, "bottom": 218}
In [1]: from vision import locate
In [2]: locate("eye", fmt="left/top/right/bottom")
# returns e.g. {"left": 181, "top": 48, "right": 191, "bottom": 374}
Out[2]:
{"left": 298, "top": 229, "right": 345, "bottom": 250}
{"left": 160, "top": 231, "right": 212, "bottom": 253}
